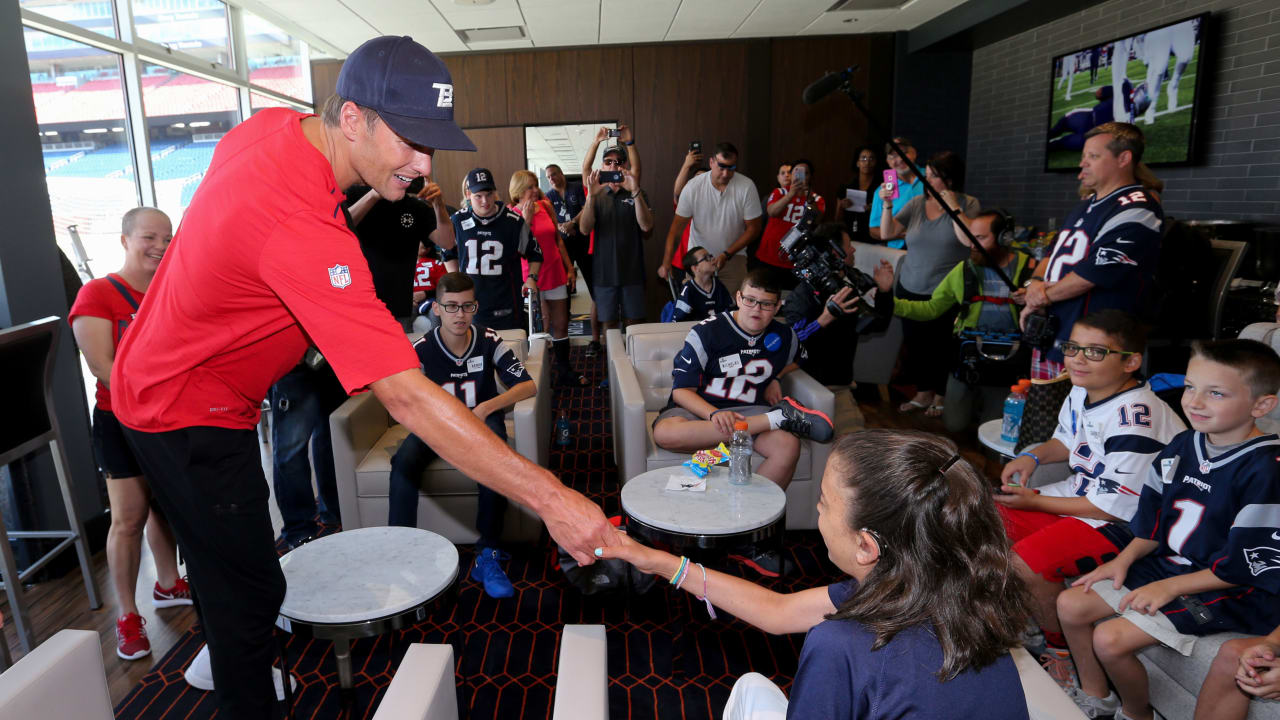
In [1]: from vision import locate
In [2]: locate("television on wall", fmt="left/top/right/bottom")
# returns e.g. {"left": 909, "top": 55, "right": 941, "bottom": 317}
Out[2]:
{"left": 1044, "top": 12, "right": 1210, "bottom": 171}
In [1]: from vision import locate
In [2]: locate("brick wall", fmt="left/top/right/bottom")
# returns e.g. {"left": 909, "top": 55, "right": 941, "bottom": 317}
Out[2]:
{"left": 967, "top": 0, "right": 1280, "bottom": 225}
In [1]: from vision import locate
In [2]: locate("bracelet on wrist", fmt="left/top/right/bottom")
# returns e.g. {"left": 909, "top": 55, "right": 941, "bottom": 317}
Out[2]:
{"left": 1016, "top": 451, "right": 1040, "bottom": 467}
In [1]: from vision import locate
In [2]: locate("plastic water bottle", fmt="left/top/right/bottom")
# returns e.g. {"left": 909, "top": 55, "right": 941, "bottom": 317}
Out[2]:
{"left": 555, "top": 412, "right": 571, "bottom": 447}
{"left": 1000, "top": 383, "right": 1028, "bottom": 444}
{"left": 729, "top": 421, "right": 753, "bottom": 485}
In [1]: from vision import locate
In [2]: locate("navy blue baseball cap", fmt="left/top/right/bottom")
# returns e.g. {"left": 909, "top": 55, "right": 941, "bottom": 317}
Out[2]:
{"left": 466, "top": 168, "right": 496, "bottom": 193}
{"left": 336, "top": 36, "right": 476, "bottom": 152}
{"left": 602, "top": 145, "right": 627, "bottom": 161}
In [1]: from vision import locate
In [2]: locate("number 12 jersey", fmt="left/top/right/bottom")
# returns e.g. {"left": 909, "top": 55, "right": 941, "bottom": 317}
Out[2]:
{"left": 670, "top": 312, "right": 805, "bottom": 409}
{"left": 451, "top": 203, "right": 543, "bottom": 315}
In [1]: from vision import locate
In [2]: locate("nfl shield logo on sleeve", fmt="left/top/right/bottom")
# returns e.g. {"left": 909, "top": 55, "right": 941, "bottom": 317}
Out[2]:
{"left": 328, "top": 264, "right": 352, "bottom": 289}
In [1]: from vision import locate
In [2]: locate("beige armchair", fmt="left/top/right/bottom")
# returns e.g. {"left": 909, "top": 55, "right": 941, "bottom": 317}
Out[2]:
{"left": 0, "top": 630, "right": 113, "bottom": 720}
{"left": 607, "top": 323, "right": 834, "bottom": 530}
{"left": 330, "top": 330, "right": 551, "bottom": 543}
{"left": 850, "top": 241, "right": 907, "bottom": 394}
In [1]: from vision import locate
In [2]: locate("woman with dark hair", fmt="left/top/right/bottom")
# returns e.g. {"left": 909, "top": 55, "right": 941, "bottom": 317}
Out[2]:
{"left": 835, "top": 145, "right": 882, "bottom": 243}
{"left": 878, "top": 150, "right": 981, "bottom": 417}
{"left": 598, "top": 430, "right": 1033, "bottom": 719}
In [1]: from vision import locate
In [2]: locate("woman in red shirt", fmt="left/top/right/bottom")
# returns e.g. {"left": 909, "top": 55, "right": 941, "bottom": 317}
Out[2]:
{"left": 510, "top": 170, "right": 582, "bottom": 385}
{"left": 68, "top": 207, "right": 190, "bottom": 661}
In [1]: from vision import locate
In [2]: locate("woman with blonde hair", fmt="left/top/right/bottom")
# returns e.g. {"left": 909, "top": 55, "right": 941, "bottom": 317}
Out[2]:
{"left": 509, "top": 169, "right": 582, "bottom": 385}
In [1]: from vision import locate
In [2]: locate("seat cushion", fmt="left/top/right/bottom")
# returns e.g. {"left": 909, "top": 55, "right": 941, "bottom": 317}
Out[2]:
{"left": 628, "top": 330, "right": 690, "bottom": 411}
{"left": 643, "top": 411, "right": 811, "bottom": 481}
{"left": 356, "top": 418, "right": 516, "bottom": 497}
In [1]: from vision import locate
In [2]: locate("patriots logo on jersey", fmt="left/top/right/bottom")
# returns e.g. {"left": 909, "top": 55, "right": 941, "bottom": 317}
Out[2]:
{"left": 1243, "top": 546, "right": 1280, "bottom": 577}
{"left": 1095, "top": 247, "right": 1138, "bottom": 266}
{"left": 1094, "top": 477, "right": 1125, "bottom": 495}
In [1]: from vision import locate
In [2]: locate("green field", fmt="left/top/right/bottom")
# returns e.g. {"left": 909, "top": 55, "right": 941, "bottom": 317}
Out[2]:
{"left": 1046, "top": 45, "right": 1200, "bottom": 169}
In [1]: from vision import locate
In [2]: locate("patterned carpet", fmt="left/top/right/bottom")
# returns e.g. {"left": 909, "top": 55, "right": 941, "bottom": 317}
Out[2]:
{"left": 113, "top": 346, "right": 841, "bottom": 720}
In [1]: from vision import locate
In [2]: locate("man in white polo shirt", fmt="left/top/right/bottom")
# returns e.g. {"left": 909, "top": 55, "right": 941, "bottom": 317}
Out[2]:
{"left": 660, "top": 141, "right": 762, "bottom": 293}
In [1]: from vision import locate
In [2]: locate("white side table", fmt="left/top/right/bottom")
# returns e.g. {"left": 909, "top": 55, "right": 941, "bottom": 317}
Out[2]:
{"left": 620, "top": 465, "right": 786, "bottom": 555}
{"left": 978, "top": 418, "right": 1017, "bottom": 459}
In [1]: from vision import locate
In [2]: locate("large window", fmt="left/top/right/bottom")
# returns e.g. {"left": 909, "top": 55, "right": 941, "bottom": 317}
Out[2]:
{"left": 245, "top": 11, "right": 311, "bottom": 104}
{"left": 141, "top": 62, "right": 240, "bottom": 222}
{"left": 25, "top": 27, "right": 138, "bottom": 278}
{"left": 131, "top": 0, "right": 231, "bottom": 68}
{"left": 20, "top": 0, "right": 118, "bottom": 39}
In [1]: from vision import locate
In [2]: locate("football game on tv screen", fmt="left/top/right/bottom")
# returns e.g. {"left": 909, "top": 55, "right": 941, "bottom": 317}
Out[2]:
{"left": 1045, "top": 13, "right": 1209, "bottom": 171}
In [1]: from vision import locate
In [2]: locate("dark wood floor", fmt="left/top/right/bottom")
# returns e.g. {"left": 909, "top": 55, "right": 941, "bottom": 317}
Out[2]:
{"left": 0, "top": 385, "right": 1004, "bottom": 707}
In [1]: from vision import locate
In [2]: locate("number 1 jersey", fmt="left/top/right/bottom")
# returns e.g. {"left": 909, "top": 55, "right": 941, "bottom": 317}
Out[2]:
{"left": 670, "top": 312, "right": 805, "bottom": 409}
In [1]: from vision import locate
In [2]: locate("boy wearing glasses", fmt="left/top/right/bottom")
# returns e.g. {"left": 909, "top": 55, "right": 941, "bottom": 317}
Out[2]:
{"left": 387, "top": 272, "right": 536, "bottom": 598}
{"left": 671, "top": 246, "right": 734, "bottom": 322}
{"left": 654, "top": 270, "right": 835, "bottom": 576}
{"left": 994, "top": 310, "right": 1184, "bottom": 687}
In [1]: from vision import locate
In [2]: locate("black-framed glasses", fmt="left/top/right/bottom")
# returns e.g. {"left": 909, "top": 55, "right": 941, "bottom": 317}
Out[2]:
{"left": 715, "top": 159, "right": 738, "bottom": 171}
{"left": 738, "top": 294, "right": 778, "bottom": 310}
{"left": 439, "top": 301, "right": 479, "bottom": 314}
{"left": 692, "top": 255, "right": 713, "bottom": 266}
{"left": 1059, "top": 341, "right": 1135, "bottom": 361}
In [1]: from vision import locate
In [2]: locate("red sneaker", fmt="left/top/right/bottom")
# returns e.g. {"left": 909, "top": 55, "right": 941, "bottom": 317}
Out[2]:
{"left": 116, "top": 613, "right": 151, "bottom": 660}
{"left": 154, "top": 577, "right": 194, "bottom": 608}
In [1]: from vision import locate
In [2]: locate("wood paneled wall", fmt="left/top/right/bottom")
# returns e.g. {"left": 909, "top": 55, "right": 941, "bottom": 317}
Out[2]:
{"left": 312, "top": 36, "right": 896, "bottom": 312}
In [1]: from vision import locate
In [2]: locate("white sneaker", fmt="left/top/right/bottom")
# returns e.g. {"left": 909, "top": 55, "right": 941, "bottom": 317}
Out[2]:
{"left": 183, "top": 644, "right": 299, "bottom": 701}
{"left": 1065, "top": 686, "right": 1121, "bottom": 718}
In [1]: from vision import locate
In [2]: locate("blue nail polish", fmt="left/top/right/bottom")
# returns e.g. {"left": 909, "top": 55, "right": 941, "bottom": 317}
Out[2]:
{"left": 593, "top": 547, "right": 603, "bottom": 557}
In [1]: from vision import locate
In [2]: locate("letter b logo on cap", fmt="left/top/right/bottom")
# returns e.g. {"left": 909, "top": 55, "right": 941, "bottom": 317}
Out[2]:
{"left": 433, "top": 82, "right": 454, "bottom": 108}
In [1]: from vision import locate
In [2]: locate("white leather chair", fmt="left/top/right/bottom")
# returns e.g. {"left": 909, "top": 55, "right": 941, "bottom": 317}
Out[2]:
{"left": 371, "top": 644, "right": 459, "bottom": 720}
{"left": 330, "top": 330, "right": 551, "bottom": 543}
{"left": 0, "top": 629, "right": 113, "bottom": 720}
{"left": 608, "top": 323, "right": 834, "bottom": 530}
{"left": 1241, "top": 322, "right": 1280, "bottom": 434}
{"left": 552, "top": 625, "right": 608, "bottom": 720}
{"left": 850, "top": 242, "right": 907, "bottom": 394}
{"left": 1011, "top": 647, "right": 1087, "bottom": 720}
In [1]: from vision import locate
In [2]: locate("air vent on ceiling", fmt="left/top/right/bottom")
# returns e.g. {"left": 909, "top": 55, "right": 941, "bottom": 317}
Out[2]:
{"left": 826, "top": 0, "right": 907, "bottom": 10}
{"left": 457, "top": 26, "right": 526, "bottom": 43}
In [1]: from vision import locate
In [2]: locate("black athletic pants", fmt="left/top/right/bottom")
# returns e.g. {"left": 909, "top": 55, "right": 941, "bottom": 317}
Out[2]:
{"left": 123, "top": 425, "right": 286, "bottom": 720}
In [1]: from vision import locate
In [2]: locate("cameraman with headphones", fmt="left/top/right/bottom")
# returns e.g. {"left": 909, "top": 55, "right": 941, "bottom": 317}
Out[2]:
{"left": 879, "top": 210, "right": 1036, "bottom": 432}
{"left": 779, "top": 222, "right": 893, "bottom": 435}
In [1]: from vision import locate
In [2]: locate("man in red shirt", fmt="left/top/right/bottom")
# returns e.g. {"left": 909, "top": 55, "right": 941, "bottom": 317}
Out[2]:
{"left": 111, "top": 36, "right": 614, "bottom": 719}
{"left": 755, "top": 158, "right": 824, "bottom": 292}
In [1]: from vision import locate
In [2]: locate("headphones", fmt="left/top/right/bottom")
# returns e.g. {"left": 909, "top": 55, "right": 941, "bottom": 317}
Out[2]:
{"left": 989, "top": 208, "right": 1016, "bottom": 247}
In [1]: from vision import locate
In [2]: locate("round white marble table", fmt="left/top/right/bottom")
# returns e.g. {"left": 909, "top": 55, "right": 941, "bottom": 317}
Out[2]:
{"left": 978, "top": 418, "right": 1017, "bottom": 459}
{"left": 621, "top": 465, "right": 787, "bottom": 554}
{"left": 276, "top": 527, "right": 459, "bottom": 691}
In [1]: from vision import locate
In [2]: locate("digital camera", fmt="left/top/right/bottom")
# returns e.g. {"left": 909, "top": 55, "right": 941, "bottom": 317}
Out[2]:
{"left": 779, "top": 199, "right": 877, "bottom": 315}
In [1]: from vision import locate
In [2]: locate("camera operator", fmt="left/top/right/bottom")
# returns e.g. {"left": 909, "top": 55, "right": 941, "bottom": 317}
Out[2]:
{"left": 1020, "top": 122, "right": 1162, "bottom": 380}
{"left": 779, "top": 221, "right": 893, "bottom": 436}
{"left": 880, "top": 211, "right": 1036, "bottom": 433}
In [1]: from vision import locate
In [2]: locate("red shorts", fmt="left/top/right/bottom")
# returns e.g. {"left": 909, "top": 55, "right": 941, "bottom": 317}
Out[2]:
{"left": 999, "top": 506, "right": 1129, "bottom": 582}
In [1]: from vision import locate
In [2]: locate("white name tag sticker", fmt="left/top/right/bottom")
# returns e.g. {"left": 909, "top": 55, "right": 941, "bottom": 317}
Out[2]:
{"left": 718, "top": 354, "right": 742, "bottom": 373}
{"left": 460, "top": 218, "right": 476, "bottom": 230}
{"left": 1160, "top": 458, "right": 1177, "bottom": 484}
{"left": 466, "top": 356, "right": 485, "bottom": 373}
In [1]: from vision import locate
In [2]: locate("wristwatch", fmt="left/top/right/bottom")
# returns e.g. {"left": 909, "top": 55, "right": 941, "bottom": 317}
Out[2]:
{"left": 528, "top": 272, "right": 539, "bottom": 281}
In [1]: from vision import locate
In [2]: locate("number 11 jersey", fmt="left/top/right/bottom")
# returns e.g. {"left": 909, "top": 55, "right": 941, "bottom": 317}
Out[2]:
{"left": 670, "top": 311, "right": 805, "bottom": 409}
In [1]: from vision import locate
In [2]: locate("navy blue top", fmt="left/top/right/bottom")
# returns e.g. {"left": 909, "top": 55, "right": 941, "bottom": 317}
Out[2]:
{"left": 786, "top": 580, "right": 1029, "bottom": 719}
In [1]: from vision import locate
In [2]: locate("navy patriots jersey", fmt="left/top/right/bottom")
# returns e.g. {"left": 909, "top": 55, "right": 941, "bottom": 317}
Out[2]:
{"left": 1135, "top": 430, "right": 1280, "bottom": 593}
{"left": 451, "top": 203, "right": 542, "bottom": 315}
{"left": 1043, "top": 184, "right": 1162, "bottom": 361}
{"left": 671, "top": 277, "right": 735, "bottom": 322}
{"left": 670, "top": 312, "right": 805, "bottom": 409}
{"left": 413, "top": 324, "right": 532, "bottom": 408}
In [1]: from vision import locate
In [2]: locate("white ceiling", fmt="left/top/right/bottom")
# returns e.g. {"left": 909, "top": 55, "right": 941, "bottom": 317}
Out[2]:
{"left": 525, "top": 122, "right": 617, "bottom": 176}
{"left": 240, "top": 0, "right": 971, "bottom": 58}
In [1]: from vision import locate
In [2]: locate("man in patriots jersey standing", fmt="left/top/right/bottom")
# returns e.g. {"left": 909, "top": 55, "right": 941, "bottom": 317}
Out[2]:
{"left": 1022, "top": 122, "right": 1163, "bottom": 379}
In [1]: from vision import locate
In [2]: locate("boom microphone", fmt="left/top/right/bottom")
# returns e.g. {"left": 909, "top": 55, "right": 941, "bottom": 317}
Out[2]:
{"left": 802, "top": 67, "right": 856, "bottom": 104}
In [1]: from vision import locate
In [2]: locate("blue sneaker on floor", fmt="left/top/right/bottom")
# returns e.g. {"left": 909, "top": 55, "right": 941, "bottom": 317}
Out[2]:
{"left": 471, "top": 548, "right": 515, "bottom": 598}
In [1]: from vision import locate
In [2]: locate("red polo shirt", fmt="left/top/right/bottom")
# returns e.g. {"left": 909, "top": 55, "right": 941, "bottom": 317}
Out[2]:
{"left": 112, "top": 108, "right": 417, "bottom": 432}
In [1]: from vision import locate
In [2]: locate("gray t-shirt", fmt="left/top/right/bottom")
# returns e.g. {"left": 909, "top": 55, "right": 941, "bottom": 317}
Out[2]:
{"left": 895, "top": 193, "right": 980, "bottom": 295}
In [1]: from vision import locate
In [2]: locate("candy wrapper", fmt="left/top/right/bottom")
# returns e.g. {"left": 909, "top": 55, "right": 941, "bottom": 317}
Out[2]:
{"left": 682, "top": 460, "right": 709, "bottom": 478}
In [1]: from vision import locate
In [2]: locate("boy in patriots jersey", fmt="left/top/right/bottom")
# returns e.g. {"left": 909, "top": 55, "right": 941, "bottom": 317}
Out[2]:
{"left": 671, "top": 246, "right": 734, "bottom": 322}
{"left": 996, "top": 310, "right": 1185, "bottom": 680}
{"left": 452, "top": 168, "right": 542, "bottom": 331}
{"left": 654, "top": 269, "right": 834, "bottom": 490}
{"left": 388, "top": 273, "right": 536, "bottom": 599}
{"left": 1059, "top": 339, "right": 1280, "bottom": 720}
